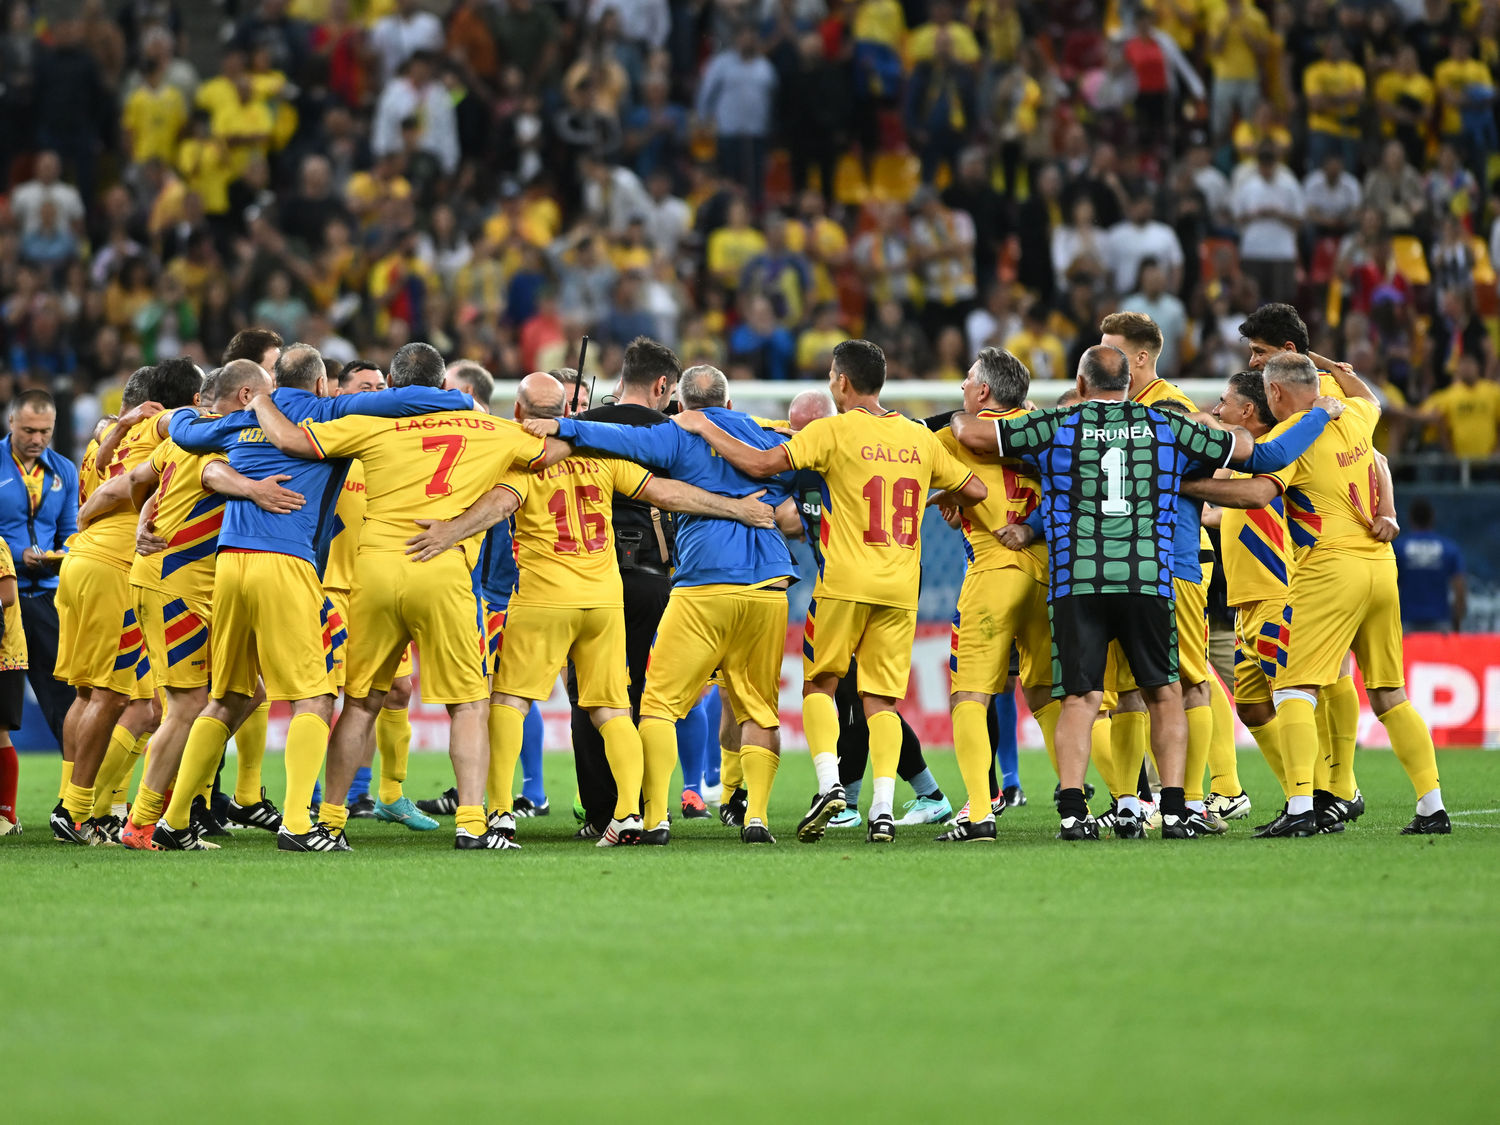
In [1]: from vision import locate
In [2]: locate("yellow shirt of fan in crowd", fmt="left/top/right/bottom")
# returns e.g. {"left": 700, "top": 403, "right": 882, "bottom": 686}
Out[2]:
{"left": 510, "top": 455, "right": 654, "bottom": 609}
{"left": 1424, "top": 378, "right": 1500, "bottom": 458}
{"left": 782, "top": 407, "right": 974, "bottom": 611}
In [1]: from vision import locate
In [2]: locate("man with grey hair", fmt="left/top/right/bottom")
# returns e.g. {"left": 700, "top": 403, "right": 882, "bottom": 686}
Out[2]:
{"left": 934, "top": 347, "right": 1061, "bottom": 842}
{"left": 523, "top": 366, "right": 800, "bottom": 843}
{"left": 1184, "top": 355, "right": 1450, "bottom": 836}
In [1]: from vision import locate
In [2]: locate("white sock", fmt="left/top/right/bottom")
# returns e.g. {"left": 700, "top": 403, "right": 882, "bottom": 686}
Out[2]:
{"left": 1187, "top": 799, "right": 1205, "bottom": 813}
{"left": 871, "top": 776, "right": 895, "bottom": 819}
{"left": 1416, "top": 787, "right": 1444, "bottom": 816}
{"left": 1288, "top": 795, "right": 1313, "bottom": 815}
{"left": 812, "top": 752, "right": 840, "bottom": 794}
{"left": 1118, "top": 795, "right": 1141, "bottom": 817}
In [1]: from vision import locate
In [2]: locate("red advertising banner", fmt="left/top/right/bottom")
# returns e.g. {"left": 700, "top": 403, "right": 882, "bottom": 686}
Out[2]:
{"left": 265, "top": 629, "right": 1499, "bottom": 752}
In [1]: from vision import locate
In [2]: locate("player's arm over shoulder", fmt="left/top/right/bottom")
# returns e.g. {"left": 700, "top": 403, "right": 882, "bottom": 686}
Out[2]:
{"left": 927, "top": 429, "right": 987, "bottom": 504}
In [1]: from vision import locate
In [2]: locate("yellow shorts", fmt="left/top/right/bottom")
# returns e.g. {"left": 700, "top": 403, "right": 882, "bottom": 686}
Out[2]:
{"left": 484, "top": 600, "right": 507, "bottom": 678}
{"left": 325, "top": 588, "right": 350, "bottom": 689}
{"left": 344, "top": 551, "right": 486, "bottom": 704}
{"left": 1106, "top": 574, "right": 1209, "bottom": 692}
{"left": 642, "top": 585, "right": 788, "bottom": 728}
{"left": 55, "top": 554, "right": 151, "bottom": 696}
{"left": 1282, "top": 551, "right": 1405, "bottom": 689}
{"left": 949, "top": 567, "right": 1052, "bottom": 696}
{"left": 134, "top": 586, "right": 211, "bottom": 691}
{"left": 1234, "top": 599, "right": 1290, "bottom": 706}
{"left": 212, "top": 551, "right": 335, "bottom": 702}
{"left": 495, "top": 601, "right": 628, "bottom": 709}
{"left": 804, "top": 596, "right": 916, "bottom": 700}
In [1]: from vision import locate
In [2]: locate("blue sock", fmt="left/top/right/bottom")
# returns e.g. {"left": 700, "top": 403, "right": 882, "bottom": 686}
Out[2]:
{"left": 993, "top": 689, "right": 1020, "bottom": 789}
{"left": 676, "top": 698, "right": 709, "bottom": 795}
{"left": 520, "top": 703, "right": 547, "bottom": 805}
{"left": 907, "top": 767, "right": 940, "bottom": 799}
{"left": 311, "top": 779, "right": 322, "bottom": 806}
{"left": 348, "top": 765, "right": 372, "bottom": 802}
{"left": 844, "top": 777, "right": 863, "bottom": 809}
{"left": 702, "top": 686, "right": 722, "bottom": 786}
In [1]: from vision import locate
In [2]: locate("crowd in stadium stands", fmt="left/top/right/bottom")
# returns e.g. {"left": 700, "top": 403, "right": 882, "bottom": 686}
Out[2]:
{"left": 2, "top": 0, "right": 1500, "bottom": 465}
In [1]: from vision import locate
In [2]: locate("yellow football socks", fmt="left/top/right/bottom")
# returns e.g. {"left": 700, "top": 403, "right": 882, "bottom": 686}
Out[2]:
{"left": 599, "top": 715, "right": 644, "bottom": 818}
{"left": 455, "top": 804, "right": 487, "bottom": 837}
{"left": 376, "top": 706, "right": 412, "bottom": 804}
{"left": 721, "top": 747, "right": 743, "bottom": 794}
{"left": 1184, "top": 704, "right": 1213, "bottom": 803}
{"left": 282, "top": 712, "right": 330, "bottom": 835}
{"left": 802, "top": 690, "right": 841, "bottom": 791}
{"left": 164, "top": 715, "right": 231, "bottom": 831}
{"left": 1110, "top": 710, "right": 1149, "bottom": 799}
{"left": 131, "top": 784, "right": 166, "bottom": 829}
{"left": 1380, "top": 701, "right": 1441, "bottom": 798}
{"left": 1325, "top": 674, "right": 1360, "bottom": 800}
{"left": 58, "top": 758, "right": 73, "bottom": 801}
{"left": 952, "top": 700, "right": 992, "bottom": 822}
{"left": 63, "top": 781, "right": 94, "bottom": 824}
{"left": 1090, "top": 714, "right": 1115, "bottom": 795}
{"left": 741, "top": 746, "right": 779, "bottom": 824}
{"left": 90, "top": 725, "right": 137, "bottom": 817}
{"left": 1276, "top": 696, "right": 1318, "bottom": 800}
{"left": 486, "top": 704, "right": 525, "bottom": 816}
{"left": 233, "top": 712, "right": 267, "bottom": 807}
{"left": 1315, "top": 699, "right": 1335, "bottom": 794}
{"left": 1035, "top": 699, "right": 1061, "bottom": 778}
{"left": 1207, "top": 676, "right": 1241, "bottom": 796}
{"left": 639, "top": 716, "right": 678, "bottom": 829}
{"left": 1247, "top": 719, "right": 1289, "bottom": 798}
{"left": 318, "top": 801, "right": 349, "bottom": 834}
{"left": 867, "top": 710, "right": 901, "bottom": 781}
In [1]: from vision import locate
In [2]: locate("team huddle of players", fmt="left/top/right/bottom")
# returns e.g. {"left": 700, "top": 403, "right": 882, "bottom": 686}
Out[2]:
{"left": 41, "top": 297, "right": 1448, "bottom": 852}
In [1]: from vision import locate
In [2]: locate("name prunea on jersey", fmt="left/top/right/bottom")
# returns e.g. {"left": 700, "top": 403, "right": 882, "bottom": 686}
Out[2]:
{"left": 1082, "top": 423, "right": 1152, "bottom": 442}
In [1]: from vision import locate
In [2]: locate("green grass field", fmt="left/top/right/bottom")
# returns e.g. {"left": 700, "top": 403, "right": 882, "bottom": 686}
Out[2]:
{"left": 4, "top": 748, "right": 1498, "bottom": 1122}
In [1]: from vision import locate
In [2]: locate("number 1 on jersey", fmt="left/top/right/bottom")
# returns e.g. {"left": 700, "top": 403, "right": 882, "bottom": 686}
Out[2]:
{"left": 1100, "top": 447, "right": 1132, "bottom": 516}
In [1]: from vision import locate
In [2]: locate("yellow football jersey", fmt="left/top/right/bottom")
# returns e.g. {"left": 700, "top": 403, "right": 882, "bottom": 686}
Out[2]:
{"left": 0, "top": 540, "right": 27, "bottom": 670}
{"left": 323, "top": 460, "right": 366, "bottom": 593}
{"left": 937, "top": 407, "right": 1046, "bottom": 583}
{"left": 129, "top": 439, "right": 230, "bottom": 603}
{"left": 301, "top": 411, "right": 546, "bottom": 569}
{"left": 1266, "top": 397, "right": 1389, "bottom": 562}
{"left": 1219, "top": 466, "right": 1293, "bottom": 608}
{"left": 510, "top": 455, "right": 653, "bottom": 609}
{"left": 78, "top": 438, "right": 103, "bottom": 505}
{"left": 71, "top": 415, "right": 168, "bottom": 572}
{"left": 782, "top": 407, "right": 974, "bottom": 610}
{"left": 1133, "top": 376, "right": 1196, "bottom": 412}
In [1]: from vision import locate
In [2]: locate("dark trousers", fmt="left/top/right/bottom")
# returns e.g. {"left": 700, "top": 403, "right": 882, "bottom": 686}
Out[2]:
{"left": 571, "top": 569, "right": 671, "bottom": 830}
{"left": 835, "top": 660, "right": 927, "bottom": 786}
{"left": 20, "top": 590, "right": 74, "bottom": 747}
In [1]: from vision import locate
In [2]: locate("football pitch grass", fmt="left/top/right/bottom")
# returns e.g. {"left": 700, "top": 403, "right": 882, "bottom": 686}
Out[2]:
{"left": 4, "top": 748, "right": 1498, "bottom": 1123}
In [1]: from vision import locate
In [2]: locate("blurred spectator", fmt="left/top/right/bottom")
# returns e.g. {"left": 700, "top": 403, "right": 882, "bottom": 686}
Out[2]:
{"left": 1419, "top": 352, "right": 1500, "bottom": 458}
{"left": 371, "top": 0, "right": 444, "bottom": 85}
{"left": 18, "top": 202, "right": 79, "bottom": 274}
{"left": 1120, "top": 258, "right": 1188, "bottom": 377}
{"left": 707, "top": 197, "right": 767, "bottom": 294}
{"left": 134, "top": 271, "right": 197, "bottom": 364}
{"left": 1424, "top": 142, "right": 1477, "bottom": 227}
{"left": 11, "top": 154, "right": 85, "bottom": 238}
{"left": 1303, "top": 152, "right": 1363, "bottom": 238}
{"left": 1051, "top": 196, "right": 1108, "bottom": 294}
{"left": 371, "top": 52, "right": 458, "bottom": 176}
{"left": 1433, "top": 35, "right": 1494, "bottom": 172}
{"left": 853, "top": 202, "right": 916, "bottom": 309}
{"left": 1363, "top": 140, "right": 1427, "bottom": 233}
{"left": 696, "top": 27, "right": 778, "bottom": 207}
{"left": 866, "top": 297, "right": 930, "bottom": 380}
{"left": 33, "top": 19, "right": 112, "bottom": 207}
{"left": 1303, "top": 35, "right": 1365, "bottom": 171}
{"left": 777, "top": 31, "right": 850, "bottom": 204}
{"left": 1206, "top": 0, "right": 1273, "bottom": 143}
{"left": 251, "top": 269, "right": 308, "bottom": 343}
{"left": 925, "top": 324, "right": 966, "bottom": 381}
{"left": 641, "top": 171, "right": 690, "bottom": 258}
{"left": 1375, "top": 45, "right": 1435, "bottom": 167}
{"left": 728, "top": 294, "right": 795, "bottom": 380}
{"left": 1004, "top": 302, "right": 1067, "bottom": 381}
{"left": 1395, "top": 499, "right": 1467, "bottom": 633}
{"left": 942, "top": 147, "right": 1010, "bottom": 289}
{"left": 910, "top": 188, "right": 976, "bottom": 338}
{"left": 1428, "top": 287, "right": 1491, "bottom": 393}
{"left": 491, "top": 0, "right": 561, "bottom": 95}
{"left": 741, "top": 213, "right": 811, "bottom": 325}
{"left": 797, "top": 302, "right": 847, "bottom": 377}
{"left": 580, "top": 152, "right": 652, "bottom": 234}
{"left": 1232, "top": 143, "right": 1305, "bottom": 304}
{"left": 904, "top": 29, "right": 977, "bottom": 184}
{"left": 1016, "top": 163, "right": 1061, "bottom": 296}
{"left": 1429, "top": 213, "right": 1476, "bottom": 297}
{"left": 966, "top": 282, "right": 1020, "bottom": 356}
{"left": 624, "top": 73, "right": 689, "bottom": 183}
{"left": 1106, "top": 192, "right": 1184, "bottom": 297}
